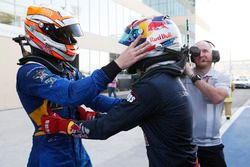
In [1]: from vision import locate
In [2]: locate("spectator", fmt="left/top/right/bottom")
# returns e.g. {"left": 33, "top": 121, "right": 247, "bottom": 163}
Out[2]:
{"left": 107, "top": 79, "right": 118, "bottom": 97}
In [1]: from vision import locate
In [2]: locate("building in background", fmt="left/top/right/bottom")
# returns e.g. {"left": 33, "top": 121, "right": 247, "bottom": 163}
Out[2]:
{"left": 143, "top": 0, "right": 196, "bottom": 45}
{"left": 0, "top": 0, "right": 211, "bottom": 74}
{"left": 0, "top": 0, "right": 210, "bottom": 110}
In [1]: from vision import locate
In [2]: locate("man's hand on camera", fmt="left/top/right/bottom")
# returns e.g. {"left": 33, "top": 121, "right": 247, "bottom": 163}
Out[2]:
{"left": 184, "top": 63, "right": 194, "bottom": 77}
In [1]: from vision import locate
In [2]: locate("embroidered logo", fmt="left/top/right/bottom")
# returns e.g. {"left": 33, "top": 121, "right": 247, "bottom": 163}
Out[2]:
{"left": 126, "top": 91, "right": 137, "bottom": 103}
{"left": 32, "top": 69, "right": 57, "bottom": 88}
{"left": 32, "top": 69, "right": 48, "bottom": 81}
{"left": 44, "top": 77, "right": 57, "bottom": 88}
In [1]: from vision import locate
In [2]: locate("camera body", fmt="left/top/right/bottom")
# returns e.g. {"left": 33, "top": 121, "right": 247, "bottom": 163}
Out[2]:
{"left": 190, "top": 40, "right": 220, "bottom": 63}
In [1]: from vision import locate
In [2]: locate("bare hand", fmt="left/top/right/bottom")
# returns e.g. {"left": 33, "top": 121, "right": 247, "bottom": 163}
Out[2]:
{"left": 115, "top": 36, "right": 151, "bottom": 69}
{"left": 184, "top": 63, "right": 194, "bottom": 77}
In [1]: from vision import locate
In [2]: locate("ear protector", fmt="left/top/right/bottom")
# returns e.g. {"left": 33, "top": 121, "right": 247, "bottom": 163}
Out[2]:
{"left": 190, "top": 40, "right": 220, "bottom": 63}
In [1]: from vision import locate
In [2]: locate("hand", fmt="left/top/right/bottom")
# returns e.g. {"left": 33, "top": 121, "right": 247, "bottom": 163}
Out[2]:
{"left": 184, "top": 63, "right": 194, "bottom": 77}
{"left": 41, "top": 112, "right": 78, "bottom": 135}
{"left": 115, "top": 36, "right": 151, "bottom": 69}
{"left": 77, "top": 106, "right": 97, "bottom": 121}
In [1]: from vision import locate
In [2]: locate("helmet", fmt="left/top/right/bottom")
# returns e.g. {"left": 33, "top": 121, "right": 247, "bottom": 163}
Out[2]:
{"left": 119, "top": 16, "right": 185, "bottom": 74}
{"left": 24, "top": 5, "right": 83, "bottom": 61}
{"left": 119, "top": 16, "right": 182, "bottom": 58}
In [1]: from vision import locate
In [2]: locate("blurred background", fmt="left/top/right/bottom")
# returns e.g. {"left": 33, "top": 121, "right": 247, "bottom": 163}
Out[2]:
{"left": 1, "top": 0, "right": 250, "bottom": 111}
{"left": 1, "top": 1, "right": 250, "bottom": 166}
{"left": 1, "top": 0, "right": 250, "bottom": 110}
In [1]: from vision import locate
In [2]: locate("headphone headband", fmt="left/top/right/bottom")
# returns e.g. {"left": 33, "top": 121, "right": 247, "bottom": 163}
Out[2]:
{"left": 203, "top": 40, "right": 215, "bottom": 48}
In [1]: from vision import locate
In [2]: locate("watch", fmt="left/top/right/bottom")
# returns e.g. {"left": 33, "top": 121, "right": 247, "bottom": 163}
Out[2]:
{"left": 190, "top": 74, "right": 202, "bottom": 83}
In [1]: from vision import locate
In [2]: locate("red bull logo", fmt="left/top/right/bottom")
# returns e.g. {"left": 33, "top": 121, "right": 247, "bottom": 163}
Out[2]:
{"left": 148, "top": 21, "right": 168, "bottom": 31}
{"left": 149, "top": 32, "right": 172, "bottom": 43}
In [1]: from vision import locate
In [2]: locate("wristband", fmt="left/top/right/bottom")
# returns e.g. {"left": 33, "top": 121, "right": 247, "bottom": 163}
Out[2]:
{"left": 190, "top": 74, "right": 202, "bottom": 83}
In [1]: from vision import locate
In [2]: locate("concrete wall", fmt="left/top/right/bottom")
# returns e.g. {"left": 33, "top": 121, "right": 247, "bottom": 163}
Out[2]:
{"left": 0, "top": 36, "right": 22, "bottom": 110}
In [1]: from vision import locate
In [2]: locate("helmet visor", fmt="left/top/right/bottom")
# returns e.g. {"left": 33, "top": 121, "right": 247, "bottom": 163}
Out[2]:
{"left": 60, "top": 24, "right": 83, "bottom": 37}
{"left": 119, "top": 27, "right": 132, "bottom": 46}
{"left": 119, "top": 27, "right": 144, "bottom": 46}
{"left": 50, "top": 24, "right": 83, "bottom": 45}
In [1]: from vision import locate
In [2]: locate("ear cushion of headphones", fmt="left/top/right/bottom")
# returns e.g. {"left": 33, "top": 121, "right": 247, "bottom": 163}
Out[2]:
{"left": 205, "top": 40, "right": 220, "bottom": 63}
{"left": 212, "top": 50, "right": 220, "bottom": 62}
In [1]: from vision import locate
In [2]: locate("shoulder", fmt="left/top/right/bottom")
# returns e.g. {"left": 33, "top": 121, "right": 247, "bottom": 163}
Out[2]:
{"left": 211, "top": 70, "right": 230, "bottom": 82}
{"left": 18, "top": 62, "right": 46, "bottom": 74}
{"left": 210, "top": 69, "right": 229, "bottom": 78}
{"left": 210, "top": 70, "right": 231, "bottom": 91}
{"left": 17, "top": 62, "right": 54, "bottom": 80}
{"left": 134, "top": 75, "right": 158, "bottom": 94}
{"left": 19, "top": 62, "right": 47, "bottom": 71}
{"left": 136, "top": 73, "right": 172, "bottom": 95}
{"left": 147, "top": 72, "right": 183, "bottom": 88}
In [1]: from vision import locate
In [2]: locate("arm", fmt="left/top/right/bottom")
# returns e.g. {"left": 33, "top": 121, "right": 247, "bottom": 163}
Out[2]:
{"left": 184, "top": 63, "right": 230, "bottom": 104}
{"left": 17, "top": 62, "right": 118, "bottom": 106}
{"left": 88, "top": 94, "right": 122, "bottom": 113}
{"left": 41, "top": 82, "right": 158, "bottom": 139}
{"left": 17, "top": 37, "right": 150, "bottom": 106}
{"left": 192, "top": 80, "right": 228, "bottom": 104}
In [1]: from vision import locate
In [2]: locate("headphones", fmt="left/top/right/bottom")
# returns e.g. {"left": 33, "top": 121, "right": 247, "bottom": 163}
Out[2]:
{"left": 190, "top": 40, "right": 220, "bottom": 63}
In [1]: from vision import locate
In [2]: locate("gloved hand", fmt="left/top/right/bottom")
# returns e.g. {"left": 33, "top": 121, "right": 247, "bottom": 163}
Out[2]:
{"left": 77, "top": 106, "right": 97, "bottom": 121}
{"left": 41, "top": 112, "right": 80, "bottom": 135}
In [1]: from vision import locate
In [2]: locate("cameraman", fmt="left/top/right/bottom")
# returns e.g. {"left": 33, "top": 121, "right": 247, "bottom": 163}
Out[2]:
{"left": 182, "top": 40, "right": 230, "bottom": 167}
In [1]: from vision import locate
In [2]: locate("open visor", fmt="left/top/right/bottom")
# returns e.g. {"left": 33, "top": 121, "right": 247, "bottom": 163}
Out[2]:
{"left": 49, "top": 24, "right": 83, "bottom": 45}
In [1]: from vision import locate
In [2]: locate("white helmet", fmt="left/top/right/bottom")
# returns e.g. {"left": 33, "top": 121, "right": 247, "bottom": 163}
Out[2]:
{"left": 24, "top": 5, "right": 83, "bottom": 61}
{"left": 119, "top": 15, "right": 182, "bottom": 58}
{"left": 119, "top": 16, "right": 185, "bottom": 74}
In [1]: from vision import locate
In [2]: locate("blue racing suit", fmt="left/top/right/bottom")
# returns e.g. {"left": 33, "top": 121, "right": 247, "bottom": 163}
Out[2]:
{"left": 16, "top": 53, "right": 121, "bottom": 167}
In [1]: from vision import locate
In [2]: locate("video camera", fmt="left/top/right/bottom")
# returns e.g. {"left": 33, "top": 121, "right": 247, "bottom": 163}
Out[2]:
{"left": 189, "top": 46, "right": 200, "bottom": 62}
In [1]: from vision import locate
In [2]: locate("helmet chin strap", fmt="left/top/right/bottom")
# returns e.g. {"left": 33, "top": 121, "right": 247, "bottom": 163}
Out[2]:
{"left": 154, "top": 44, "right": 183, "bottom": 56}
{"left": 127, "top": 52, "right": 182, "bottom": 74}
{"left": 127, "top": 45, "right": 188, "bottom": 75}
{"left": 133, "top": 57, "right": 187, "bottom": 84}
